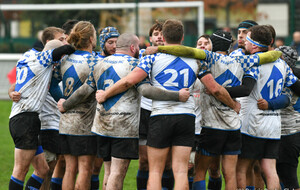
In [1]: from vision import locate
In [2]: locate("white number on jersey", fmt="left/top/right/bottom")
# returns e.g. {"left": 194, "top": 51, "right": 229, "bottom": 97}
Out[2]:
{"left": 267, "top": 79, "right": 283, "bottom": 99}
{"left": 163, "top": 68, "right": 189, "bottom": 87}
{"left": 16, "top": 66, "right": 28, "bottom": 84}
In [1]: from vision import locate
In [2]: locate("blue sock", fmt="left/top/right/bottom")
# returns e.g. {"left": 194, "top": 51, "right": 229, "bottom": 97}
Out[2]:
{"left": 51, "top": 177, "right": 62, "bottom": 190}
{"left": 246, "top": 186, "right": 255, "bottom": 190}
{"left": 136, "top": 170, "right": 148, "bottom": 190}
{"left": 192, "top": 180, "right": 206, "bottom": 190}
{"left": 25, "top": 174, "right": 43, "bottom": 190}
{"left": 91, "top": 174, "right": 99, "bottom": 190}
{"left": 188, "top": 176, "right": 194, "bottom": 190}
{"left": 9, "top": 176, "right": 24, "bottom": 190}
{"left": 280, "top": 182, "right": 285, "bottom": 190}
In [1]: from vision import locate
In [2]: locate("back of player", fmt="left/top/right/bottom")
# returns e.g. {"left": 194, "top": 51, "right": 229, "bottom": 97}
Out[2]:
{"left": 58, "top": 50, "right": 96, "bottom": 136}
{"left": 241, "top": 58, "right": 295, "bottom": 139}
{"left": 90, "top": 53, "right": 141, "bottom": 138}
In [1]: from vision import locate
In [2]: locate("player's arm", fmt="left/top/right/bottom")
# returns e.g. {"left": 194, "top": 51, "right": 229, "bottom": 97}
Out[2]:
{"left": 144, "top": 45, "right": 206, "bottom": 59}
{"left": 225, "top": 76, "right": 256, "bottom": 98}
{"left": 137, "top": 83, "right": 190, "bottom": 102}
{"left": 8, "top": 83, "right": 21, "bottom": 102}
{"left": 49, "top": 76, "right": 63, "bottom": 102}
{"left": 58, "top": 83, "right": 95, "bottom": 113}
{"left": 257, "top": 94, "right": 290, "bottom": 111}
{"left": 52, "top": 45, "right": 75, "bottom": 62}
{"left": 199, "top": 72, "right": 240, "bottom": 113}
{"left": 96, "top": 67, "right": 148, "bottom": 104}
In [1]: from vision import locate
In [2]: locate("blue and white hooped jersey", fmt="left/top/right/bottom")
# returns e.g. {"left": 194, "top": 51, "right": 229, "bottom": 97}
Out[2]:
{"left": 54, "top": 50, "right": 98, "bottom": 136}
{"left": 87, "top": 54, "right": 142, "bottom": 138}
{"left": 200, "top": 51, "right": 261, "bottom": 130}
{"left": 280, "top": 87, "right": 300, "bottom": 135}
{"left": 40, "top": 92, "right": 60, "bottom": 131}
{"left": 139, "top": 49, "right": 152, "bottom": 111}
{"left": 241, "top": 59, "right": 298, "bottom": 139}
{"left": 138, "top": 53, "right": 199, "bottom": 116}
{"left": 10, "top": 48, "right": 56, "bottom": 118}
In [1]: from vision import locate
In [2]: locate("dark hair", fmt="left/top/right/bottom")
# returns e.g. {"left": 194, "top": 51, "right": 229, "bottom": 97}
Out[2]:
{"left": 264, "top": 24, "right": 276, "bottom": 47}
{"left": 149, "top": 20, "right": 163, "bottom": 37}
{"left": 41, "top": 27, "right": 65, "bottom": 45}
{"left": 162, "top": 19, "right": 184, "bottom": 44}
{"left": 62, "top": 19, "right": 79, "bottom": 35}
{"left": 248, "top": 25, "right": 272, "bottom": 52}
{"left": 197, "top": 34, "right": 210, "bottom": 41}
{"left": 68, "top": 21, "right": 95, "bottom": 49}
{"left": 238, "top": 20, "right": 258, "bottom": 29}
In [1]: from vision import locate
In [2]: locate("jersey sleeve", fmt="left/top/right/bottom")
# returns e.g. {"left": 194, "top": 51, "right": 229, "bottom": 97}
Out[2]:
{"left": 137, "top": 54, "right": 156, "bottom": 75}
{"left": 36, "top": 49, "right": 56, "bottom": 67}
{"left": 284, "top": 65, "right": 298, "bottom": 87}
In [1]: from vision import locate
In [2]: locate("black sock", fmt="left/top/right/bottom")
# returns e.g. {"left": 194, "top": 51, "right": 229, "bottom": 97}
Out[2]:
{"left": 136, "top": 170, "right": 148, "bottom": 190}
{"left": 207, "top": 176, "right": 222, "bottom": 190}
{"left": 162, "top": 169, "right": 174, "bottom": 190}
{"left": 9, "top": 176, "right": 24, "bottom": 190}
{"left": 91, "top": 174, "right": 100, "bottom": 190}
{"left": 25, "top": 174, "right": 43, "bottom": 190}
{"left": 51, "top": 178, "right": 62, "bottom": 190}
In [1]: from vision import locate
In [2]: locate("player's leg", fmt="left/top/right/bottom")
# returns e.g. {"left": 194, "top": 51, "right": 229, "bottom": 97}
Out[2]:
{"left": 147, "top": 146, "right": 170, "bottom": 190}
{"left": 27, "top": 149, "right": 49, "bottom": 189}
{"left": 10, "top": 148, "right": 36, "bottom": 190}
{"left": 260, "top": 158, "right": 280, "bottom": 190}
{"left": 172, "top": 146, "right": 192, "bottom": 190}
{"left": 193, "top": 152, "right": 212, "bottom": 189}
{"left": 9, "top": 112, "right": 41, "bottom": 190}
{"left": 106, "top": 157, "right": 131, "bottom": 190}
{"left": 62, "top": 154, "right": 78, "bottom": 190}
{"left": 163, "top": 150, "right": 174, "bottom": 190}
{"left": 102, "top": 161, "right": 111, "bottom": 190}
{"left": 276, "top": 134, "right": 300, "bottom": 190}
{"left": 236, "top": 158, "right": 254, "bottom": 189}
{"left": 91, "top": 157, "right": 103, "bottom": 190}
{"left": 260, "top": 139, "right": 280, "bottom": 190}
{"left": 221, "top": 155, "right": 238, "bottom": 190}
{"left": 207, "top": 156, "right": 222, "bottom": 190}
{"left": 51, "top": 155, "right": 65, "bottom": 190}
{"left": 137, "top": 107, "right": 151, "bottom": 190}
{"left": 75, "top": 155, "right": 96, "bottom": 190}
{"left": 137, "top": 144, "right": 148, "bottom": 190}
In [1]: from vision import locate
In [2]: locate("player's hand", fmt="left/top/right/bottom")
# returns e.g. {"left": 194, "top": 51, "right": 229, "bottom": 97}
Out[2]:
{"left": 9, "top": 91, "right": 21, "bottom": 102}
{"left": 57, "top": 98, "right": 66, "bottom": 113}
{"left": 257, "top": 98, "right": 269, "bottom": 110}
{"left": 233, "top": 101, "right": 241, "bottom": 114}
{"left": 144, "top": 46, "right": 158, "bottom": 56}
{"left": 96, "top": 90, "right": 107, "bottom": 103}
{"left": 179, "top": 88, "right": 190, "bottom": 102}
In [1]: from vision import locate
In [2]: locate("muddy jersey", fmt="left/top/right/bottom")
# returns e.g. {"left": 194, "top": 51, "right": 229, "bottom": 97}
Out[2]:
{"left": 40, "top": 92, "right": 60, "bottom": 131}
{"left": 139, "top": 49, "right": 152, "bottom": 111}
{"left": 280, "top": 87, "right": 300, "bottom": 135}
{"left": 201, "top": 51, "right": 262, "bottom": 130}
{"left": 138, "top": 53, "right": 201, "bottom": 116}
{"left": 241, "top": 59, "right": 297, "bottom": 139}
{"left": 54, "top": 50, "right": 97, "bottom": 136}
{"left": 10, "top": 48, "right": 56, "bottom": 118}
{"left": 87, "top": 54, "right": 143, "bottom": 138}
